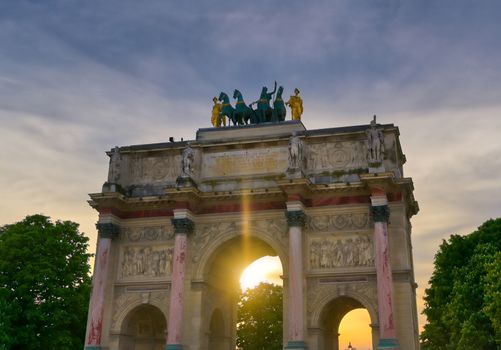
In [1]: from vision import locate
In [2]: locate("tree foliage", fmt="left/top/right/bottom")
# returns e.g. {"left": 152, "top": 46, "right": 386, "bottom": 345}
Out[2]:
{"left": 0, "top": 215, "right": 92, "bottom": 350}
{"left": 237, "top": 282, "right": 283, "bottom": 350}
{"left": 421, "top": 218, "right": 501, "bottom": 349}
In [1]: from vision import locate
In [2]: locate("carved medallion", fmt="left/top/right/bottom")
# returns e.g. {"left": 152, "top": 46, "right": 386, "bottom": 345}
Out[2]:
{"left": 306, "top": 212, "right": 369, "bottom": 233}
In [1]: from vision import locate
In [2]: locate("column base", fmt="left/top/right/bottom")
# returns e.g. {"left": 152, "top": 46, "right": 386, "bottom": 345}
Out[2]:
{"left": 84, "top": 346, "right": 102, "bottom": 350}
{"left": 378, "top": 338, "right": 399, "bottom": 349}
{"left": 285, "top": 340, "right": 307, "bottom": 349}
{"left": 165, "top": 344, "right": 183, "bottom": 350}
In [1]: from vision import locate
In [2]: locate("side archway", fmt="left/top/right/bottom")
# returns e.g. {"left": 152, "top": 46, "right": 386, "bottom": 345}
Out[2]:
{"left": 310, "top": 287, "right": 378, "bottom": 350}
{"left": 118, "top": 304, "right": 167, "bottom": 350}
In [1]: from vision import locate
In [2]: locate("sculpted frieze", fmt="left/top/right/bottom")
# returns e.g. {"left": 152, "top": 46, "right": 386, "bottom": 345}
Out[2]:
{"left": 121, "top": 225, "right": 174, "bottom": 242}
{"left": 306, "top": 212, "right": 369, "bottom": 233}
{"left": 120, "top": 245, "right": 174, "bottom": 279}
{"left": 309, "top": 235, "right": 374, "bottom": 269}
{"left": 308, "top": 141, "right": 367, "bottom": 171}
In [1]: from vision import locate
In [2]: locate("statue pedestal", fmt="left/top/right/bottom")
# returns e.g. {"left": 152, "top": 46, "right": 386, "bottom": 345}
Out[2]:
{"left": 368, "top": 163, "right": 385, "bottom": 174}
{"left": 101, "top": 182, "right": 124, "bottom": 193}
{"left": 176, "top": 176, "right": 197, "bottom": 188}
{"left": 286, "top": 168, "right": 304, "bottom": 179}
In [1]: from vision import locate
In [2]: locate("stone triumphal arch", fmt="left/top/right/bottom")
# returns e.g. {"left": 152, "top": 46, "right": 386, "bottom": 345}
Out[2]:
{"left": 84, "top": 120, "right": 419, "bottom": 350}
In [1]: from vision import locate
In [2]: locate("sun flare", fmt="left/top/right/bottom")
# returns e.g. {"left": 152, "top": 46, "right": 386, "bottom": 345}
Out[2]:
{"left": 239, "top": 256, "right": 283, "bottom": 291}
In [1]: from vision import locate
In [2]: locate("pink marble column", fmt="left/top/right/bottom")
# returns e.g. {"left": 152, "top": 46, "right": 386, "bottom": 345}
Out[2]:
{"left": 85, "top": 222, "right": 119, "bottom": 350}
{"left": 371, "top": 194, "right": 399, "bottom": 349}
{"left": 285, "top": 204, "right": 307, "bottom": 350}
{"left": 166, "top": 216, "right": 193, "bottom": 350}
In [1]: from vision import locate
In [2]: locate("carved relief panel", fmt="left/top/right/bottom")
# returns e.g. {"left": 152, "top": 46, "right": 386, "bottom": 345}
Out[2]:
{"left": 118, "top": 224, "right": 175, "bottom": 281}
{"left": 309, "top": 235, "right": 374, "bottom": 269}
{"left": 119, "top": 245, "right": 174, "bottom": 280}
{"left": 125, "top": 153, "right": 180, "bottom": 186}
{"left": 306, "top": 211, "right": 373, "bottom": 270}
{"left": 307, "top": 141, "right": 368, "bottom": 172}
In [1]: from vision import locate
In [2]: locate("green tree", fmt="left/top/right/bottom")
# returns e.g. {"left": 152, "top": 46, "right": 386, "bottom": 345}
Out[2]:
{"left": 237, "top": 282, "right": 283, "bottom": 350}
{"left": 0, "top": 215, "right": 92, "bottom": 350}
{"left": 484, "top": 251, "right": 501, "bottom": 345}
{"left": 421, "top": 218, "right": 501, "bottom": 349}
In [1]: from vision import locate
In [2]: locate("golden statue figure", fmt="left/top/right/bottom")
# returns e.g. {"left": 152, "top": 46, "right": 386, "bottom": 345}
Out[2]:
{"left": 286, "top": 88, "right": 303, "bottom": 121}
{"left": 211, "top": 97, "right": 224, "bottom": 127}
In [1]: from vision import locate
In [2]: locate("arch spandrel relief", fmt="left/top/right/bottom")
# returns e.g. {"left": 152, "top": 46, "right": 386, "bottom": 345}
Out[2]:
{"left": 191, "top": 217, "right": 288, "bottom": 279}
{"left": 307, "top": 279, "right": 378, "bottom": 324}
{"left": 192, "top": 217, "right": 287, "bottom": 262}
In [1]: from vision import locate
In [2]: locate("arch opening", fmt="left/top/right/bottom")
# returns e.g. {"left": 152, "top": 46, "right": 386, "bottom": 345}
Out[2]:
{"left": 319, "top": 296, "right": 374, "bottom": 350}
{"left": 119, "top": 304, "right": 166, "bottom": 350}
{"left": 202, "top": 235, "right": 284, "bottom": 349}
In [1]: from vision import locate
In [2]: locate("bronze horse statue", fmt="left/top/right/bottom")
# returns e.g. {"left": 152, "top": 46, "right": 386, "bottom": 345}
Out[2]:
{"left": 272, "top": 86, "right": 286, "bottom": 122}
{"left": 233, "top": 89, "right": 259, "bottom": 124}
{"left": 218, "top": 92, "right": 240, "bottom": 126}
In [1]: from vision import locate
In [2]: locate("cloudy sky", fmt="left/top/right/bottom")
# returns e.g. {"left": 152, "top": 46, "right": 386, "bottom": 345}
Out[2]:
{"left": 1, "top": 0, "right": 500, "bottom": 334}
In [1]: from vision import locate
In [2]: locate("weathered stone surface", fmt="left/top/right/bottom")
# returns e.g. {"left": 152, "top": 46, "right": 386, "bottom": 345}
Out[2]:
{"left": 87, "top": 120, "right": 419, "bottom": 350}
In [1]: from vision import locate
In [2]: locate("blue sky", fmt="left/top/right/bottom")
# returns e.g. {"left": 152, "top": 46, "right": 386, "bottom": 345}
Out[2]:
{"left": 1, "top": 0, "right": 501, "bottom": 330}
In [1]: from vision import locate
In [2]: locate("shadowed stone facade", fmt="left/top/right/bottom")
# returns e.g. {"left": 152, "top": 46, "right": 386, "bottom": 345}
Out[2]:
{"left": 84, "top": 120, "right": 419, "bottom": 350}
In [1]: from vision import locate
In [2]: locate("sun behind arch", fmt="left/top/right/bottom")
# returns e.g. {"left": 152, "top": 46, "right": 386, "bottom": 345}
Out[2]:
{"left": 239, "top": 255, "right": 283, "bottom": 291}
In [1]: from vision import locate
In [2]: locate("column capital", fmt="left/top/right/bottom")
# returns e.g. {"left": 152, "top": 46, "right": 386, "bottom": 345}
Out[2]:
{"left": 95, "top": 222, "right": 120, "bottom": 239}
{"left": 286, "top": 210, "right": 306, "bottom": 227}
{"left": 371, "top": 205, "right": 390, "bottom": 223}
{"left": 171, "top": 217, "right": 194, "bottom": 235}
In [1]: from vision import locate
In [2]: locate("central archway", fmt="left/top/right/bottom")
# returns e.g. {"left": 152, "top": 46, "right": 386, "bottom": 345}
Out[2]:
{"left": 200, "top": 234, "right": 285, "bottom": 349}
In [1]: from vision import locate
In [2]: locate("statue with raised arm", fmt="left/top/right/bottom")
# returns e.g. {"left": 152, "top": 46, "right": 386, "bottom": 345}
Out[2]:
{"left": 252, "top": 81, "right": 277, "bottom": 123}
{"left": 286, "top": 88, "right": 303, "bottom": 121}
{"left": 211, "top": 97, "right": 223, "bottom": 127}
